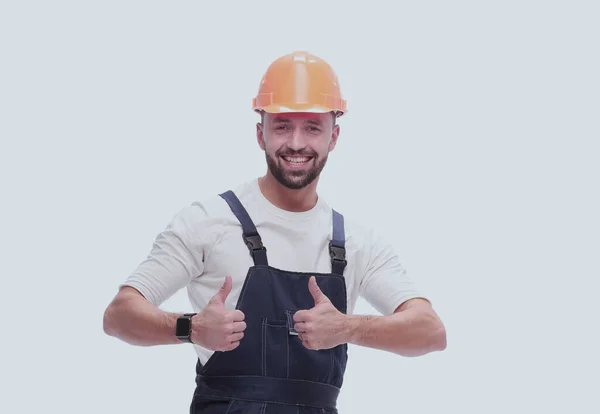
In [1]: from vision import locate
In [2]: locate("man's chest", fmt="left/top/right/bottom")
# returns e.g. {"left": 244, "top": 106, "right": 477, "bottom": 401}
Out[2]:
{"left": 189, "top": 226, "right": 361, "bottom": 313}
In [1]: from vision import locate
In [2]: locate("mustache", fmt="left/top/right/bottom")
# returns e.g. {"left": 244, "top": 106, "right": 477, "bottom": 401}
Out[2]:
{"left": 276, "top": 148, "right": 317, "bottom": 157}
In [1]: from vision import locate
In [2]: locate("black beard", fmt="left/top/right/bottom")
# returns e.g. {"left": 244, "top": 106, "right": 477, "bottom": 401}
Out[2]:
{"left": 265, "top": 151, "right": 328, "bottom": 190}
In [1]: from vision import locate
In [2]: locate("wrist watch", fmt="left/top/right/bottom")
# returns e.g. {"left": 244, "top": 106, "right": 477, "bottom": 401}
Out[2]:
{"left": 175, "top": 313, "right": 197, "bottom": 343}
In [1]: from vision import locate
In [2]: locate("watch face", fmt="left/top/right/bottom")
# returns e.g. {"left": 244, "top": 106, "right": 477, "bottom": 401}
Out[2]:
{"left": 176, "top": 317, "right": 191, "bottom": 337}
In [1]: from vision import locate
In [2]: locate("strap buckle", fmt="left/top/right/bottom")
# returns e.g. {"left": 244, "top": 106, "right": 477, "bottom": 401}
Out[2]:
{"left": 244, "top": 233, "right": 266, "bottom": 252}
{"left": 329, "top": 242, "right": 347, "bottom": 265}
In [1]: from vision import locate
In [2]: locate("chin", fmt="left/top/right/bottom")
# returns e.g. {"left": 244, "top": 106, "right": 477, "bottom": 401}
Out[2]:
{"left": 266, "top": 153, "right": 326, "bottom": 190}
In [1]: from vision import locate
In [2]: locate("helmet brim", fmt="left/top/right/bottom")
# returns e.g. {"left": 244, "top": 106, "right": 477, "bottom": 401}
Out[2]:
{"left": 254, "top": 103, "right": 346, "bottom": 117}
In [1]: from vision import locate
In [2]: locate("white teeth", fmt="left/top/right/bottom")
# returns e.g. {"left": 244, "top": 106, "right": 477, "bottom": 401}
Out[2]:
{"left": 283, "top": 156, "right": 309, "bottom": 163}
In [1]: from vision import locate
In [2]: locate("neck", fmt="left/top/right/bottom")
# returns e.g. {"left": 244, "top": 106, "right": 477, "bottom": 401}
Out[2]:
{"left": 258, "top": 173, "right": 319, "bottom": 212}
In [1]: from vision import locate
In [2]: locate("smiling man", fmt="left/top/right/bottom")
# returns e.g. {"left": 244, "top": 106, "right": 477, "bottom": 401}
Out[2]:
{"left": 103, "top": 51, "right": 446, "bottom": 414}
{"left": 262, "top": 111, "right": 335, "bottom": 191}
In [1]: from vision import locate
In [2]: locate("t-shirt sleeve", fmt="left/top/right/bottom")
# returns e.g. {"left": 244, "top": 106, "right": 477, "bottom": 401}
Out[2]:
{"left": 358, "top": 232, "right": 428, "bottom": 316}
{"left": 120, "top": 203, "right": 219, "bottom": 306}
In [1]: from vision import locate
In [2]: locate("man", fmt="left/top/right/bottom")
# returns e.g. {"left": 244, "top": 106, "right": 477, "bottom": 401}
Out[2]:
{"left": 103, "top": 50, "right": 446, "bottom": 413}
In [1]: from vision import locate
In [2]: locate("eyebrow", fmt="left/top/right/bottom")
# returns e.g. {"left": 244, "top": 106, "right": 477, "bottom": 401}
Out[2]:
{"left": 272, "top": 118, "right": 323, "bottom": 126}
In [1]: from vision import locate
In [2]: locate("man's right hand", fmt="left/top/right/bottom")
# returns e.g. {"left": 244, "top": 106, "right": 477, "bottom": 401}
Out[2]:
{"left": 190, "top": 275, "right": 246, "bottom": 351}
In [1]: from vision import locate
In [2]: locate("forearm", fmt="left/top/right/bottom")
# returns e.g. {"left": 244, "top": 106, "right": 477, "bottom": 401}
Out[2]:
{"left": 345, "top": 301, "right": 446, "bottom": 357}
{"left": 103, "top": 287, "right": 182, "bottom": 347}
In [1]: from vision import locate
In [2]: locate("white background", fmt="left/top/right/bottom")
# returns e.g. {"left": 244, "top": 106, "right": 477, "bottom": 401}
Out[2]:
{"left": 1, "top": 1, "right": 599, "bottom": 413}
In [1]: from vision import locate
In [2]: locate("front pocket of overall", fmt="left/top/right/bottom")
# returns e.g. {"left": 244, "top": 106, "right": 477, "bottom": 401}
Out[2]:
{"left": 284, "top": 310, "right": 335, "bottom": 383}
{"left": 288, "top": 336, "right": 335, "bottom": 383}
{"left": 261, "top": 318, "right": 289, "bottom": 378}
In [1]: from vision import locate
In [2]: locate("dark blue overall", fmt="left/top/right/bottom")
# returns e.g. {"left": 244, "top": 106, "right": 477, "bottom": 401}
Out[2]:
{"left": 190, "top": 190, "right": 349, "bottom": 414}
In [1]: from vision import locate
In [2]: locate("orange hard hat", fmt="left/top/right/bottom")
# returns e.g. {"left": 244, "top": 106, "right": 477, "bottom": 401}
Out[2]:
{"left": 253, "top": 51, "right": 347, "bottom": 117}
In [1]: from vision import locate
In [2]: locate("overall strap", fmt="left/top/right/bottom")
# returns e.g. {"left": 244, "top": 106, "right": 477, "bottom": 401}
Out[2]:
{"left": 219, "top": 190, "right": 268, "bottom": 266}
{"left": 330, "top": 209, "right": 347, "bottom": 276}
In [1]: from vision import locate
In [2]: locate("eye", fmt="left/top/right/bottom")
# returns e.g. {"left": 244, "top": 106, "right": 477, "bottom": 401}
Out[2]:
{"left": 307, "top": 126, "right": 321, "bottom": 132}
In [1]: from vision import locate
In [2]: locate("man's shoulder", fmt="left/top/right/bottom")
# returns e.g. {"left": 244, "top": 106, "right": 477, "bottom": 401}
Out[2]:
{"left": 319, "top": 203, "right": 375, "bottom": 253}
{"left": 327, "top": 206, "right": 396, "bottom": 261}
{"left": 185, "top": 180, "right": 256, "bottom": 217}
{"left": 343, "top": 216, "right": 378, "bottom": 251}
{"left": 167, "top": 180, "right": 256, "bottom": 233}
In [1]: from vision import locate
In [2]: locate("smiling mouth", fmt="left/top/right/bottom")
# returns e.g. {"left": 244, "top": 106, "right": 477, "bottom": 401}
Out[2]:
{"left": 280, "top": 155, "right": 313, "bottom": 167}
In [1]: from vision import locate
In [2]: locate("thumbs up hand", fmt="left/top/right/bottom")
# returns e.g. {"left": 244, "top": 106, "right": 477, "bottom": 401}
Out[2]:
{"left": 293, "top": 276, "right": 349, "bottom": 350}
{"left": 191, "top": 275, "right": 246, "bottom": 351}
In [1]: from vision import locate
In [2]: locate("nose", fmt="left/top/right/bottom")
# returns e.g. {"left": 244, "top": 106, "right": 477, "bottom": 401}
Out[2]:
{"left": 287, "top": 126, "right": 307, "bottom": 150}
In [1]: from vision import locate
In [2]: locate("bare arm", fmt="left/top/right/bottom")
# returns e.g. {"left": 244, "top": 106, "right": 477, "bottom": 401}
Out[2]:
{"left": 345, "top": 298, "right": 446, "bottom": 357}
{"left": 294, "top": 278, "right": 446, "bottom": 357}
{"left": 103, "top": 286, "right": 183, "bottom": 347}
{"left": 103, "top": 277, "right": 247, "bottom": 350}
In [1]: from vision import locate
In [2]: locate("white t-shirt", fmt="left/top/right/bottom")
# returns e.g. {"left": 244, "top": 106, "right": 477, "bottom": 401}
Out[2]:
{"left": 121, "top": 178, "right": 426, "bottom": 364}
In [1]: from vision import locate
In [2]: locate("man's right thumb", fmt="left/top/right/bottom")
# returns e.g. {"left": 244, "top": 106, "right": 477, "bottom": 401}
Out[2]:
{"left": 211, "top": 275, "right": 232, "bottom": 304}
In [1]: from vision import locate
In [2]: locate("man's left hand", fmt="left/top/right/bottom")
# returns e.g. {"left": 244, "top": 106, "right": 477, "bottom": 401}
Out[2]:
{"left": 293, "top": 276, "right": 350, "bottom": 350}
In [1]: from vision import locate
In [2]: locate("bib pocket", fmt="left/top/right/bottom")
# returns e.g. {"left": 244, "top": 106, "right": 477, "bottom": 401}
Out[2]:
{"left": 261, "top": 318, "right": 289, "bottom": 378}
{"left": 285, "top": 309, "right": 335, "bottom": 384}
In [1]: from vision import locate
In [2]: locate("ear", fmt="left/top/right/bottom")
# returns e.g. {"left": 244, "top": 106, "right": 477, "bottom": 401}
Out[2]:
{"left": 256, "top": 121, "right": 266, "bottom": 150}
{"left": 328, "top": 124, "right": 340, "bottom": 152}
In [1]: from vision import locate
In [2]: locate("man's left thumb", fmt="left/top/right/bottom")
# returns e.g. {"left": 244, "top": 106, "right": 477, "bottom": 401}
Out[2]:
{"left": 308, "top": 276, "right": 328, "bottom": 304}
